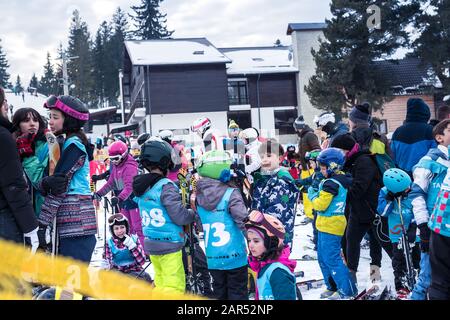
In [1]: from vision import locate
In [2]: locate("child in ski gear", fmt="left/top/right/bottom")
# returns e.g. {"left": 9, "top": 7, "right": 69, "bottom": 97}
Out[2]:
{"left": 191, "top": 117, "right": 224, "bottom": 152}
{"left": 427, "top": 128, "right": 450, "bottom": 300}
{"left": 251, "top": 139, "right": 299, "bottom": 248}
{"left": 409, "top": 119, "right": 450, "bottom": 300}
{"left": 246, "top": 210, "right": 299, "bottom": 300}
{"left": 281, "top": 145, "right": 299, "bottom": 180}
{"left": 132, "top": 138, "right": 195, "bottom": 294}
{"left": 314, "top": 112, "right": 349, "bottom": 149}
{"left": 195, "top": 150, "right": 249, "bottom": 300}
{"left": 104, "top": 213, "right": 150, "bottom": 281}
{"left": 307, "top": 148, "right": 357, "bottom": 299}
{"left": 239, "top": 127, "right": 262, "bottom": 181}
{"left": 94, "top": 140, "right": 144, "bottom": 246}
{"left": 12, "top": 108, "right": 49, "bottom": 217}
{"left": 331, "top": 133, "right": 393, "bottom": 285}
{"left": 377, "top": 168, "right": 420, "bottom": 298}
{"left": 38, "top": 95, "right": 96, "bottom": 263}
{"left": 294, "top": 116, "right": 321, "bottom": 224}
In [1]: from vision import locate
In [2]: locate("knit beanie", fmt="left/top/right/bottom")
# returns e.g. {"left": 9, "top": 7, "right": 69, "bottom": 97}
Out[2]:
{"left": 330, "top": 133, "right": 356, "bottom": 151}
{"left": 349, "top": 103, "right": 371, "bottom": 125}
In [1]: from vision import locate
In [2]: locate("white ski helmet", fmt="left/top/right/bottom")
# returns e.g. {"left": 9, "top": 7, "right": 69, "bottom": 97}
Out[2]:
{"left": 158, "top": 129, "right": 174, "bottom": 143}
{"left": 190, "top": 117, "right": 212, "bottom": 137}
{"left": 240, "top": 127, "right": 259, "bottom": 145}
{"left": 314, "top": 112, "right": 335, "bottom": 128}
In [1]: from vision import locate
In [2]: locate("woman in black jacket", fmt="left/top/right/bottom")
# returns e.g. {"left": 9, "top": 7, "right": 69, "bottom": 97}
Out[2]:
{"left": 331, "top": 133, "right": 393, "bottom": 284}
{"left": 0, "top": 87, "right": 39, "bottom": 252}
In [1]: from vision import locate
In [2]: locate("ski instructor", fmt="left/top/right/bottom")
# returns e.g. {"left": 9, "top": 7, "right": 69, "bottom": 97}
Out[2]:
{"left": 0, "top": 86, "right": 39, "bottom": 252}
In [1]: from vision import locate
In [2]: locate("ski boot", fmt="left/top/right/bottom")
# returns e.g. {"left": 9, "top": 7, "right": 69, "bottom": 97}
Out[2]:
{"left": 320, "top": 289, "right": 337, "bottom": 299}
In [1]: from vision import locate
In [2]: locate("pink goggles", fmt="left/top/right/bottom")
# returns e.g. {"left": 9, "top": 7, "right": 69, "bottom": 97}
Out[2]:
{"left": 44, "top": 96, "right": 89, "bottom": 121}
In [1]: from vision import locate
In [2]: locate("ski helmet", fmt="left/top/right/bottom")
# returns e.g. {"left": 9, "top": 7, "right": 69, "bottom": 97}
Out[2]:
{"left": 197, "top": 150, "right": 232, "bottom": 180}
{"left": 108, "top": 141, "right": 128, "bottom": 165}
{"left": 293, "top": 115, "right": 306, "bottom": 131}
{"left": 137, "top": 132, "right": 151, "bottom": 146}
{"left": 313, "top": 112, "right": 335, "bottom": 128}
{"left": 383, "top": 168, "right": 411, "bottom": 194}
{"left": 240, "top": 127, "right": 259, "bottom": 146}
{"left": 190, "top": 117, "right": 211, "bottom": 137}
{"left": 35, "top": 287, "right": 56, "bottom": 300}
{"left": 317, "top": 147, "right": 345, "bottom": 174}
{"left": 286, "top": 144, "right": 296, "bottom": 153}
{"left": 245, "top": 210, "right": 286, "bottom": 252}
{"left": 113, "top": 134, "right": 127, "bottom": 145}
{"left": 108, "top": 213, "right": 130, "bottom": 239}
{"left": 158, "top": 129, "right": 174, "bottom": 144}
{"left": 139, "top": 137, "right": 175, "bottom": 172}
{"left": 305, "top": 148, "right": 322, "bottom": 162}
{"left": 44, "top": 95, "right": 89, "bottom": 132}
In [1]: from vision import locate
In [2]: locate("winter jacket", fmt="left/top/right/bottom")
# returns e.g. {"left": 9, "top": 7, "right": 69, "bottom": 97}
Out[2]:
{"left": 409, "top": 145, "right": 450, "bottom": 225}
{"left": 391, "top": 99, "right": 436, "bottom": 174}
{"left": 22, "top": 138, "right": 48, "bottom": 217}
{"left": 195, "top": 177, "right": 248, "bottom": 232}
{"left": 248, "top": 246, "right": 297, "bottom": 300}
{"left": 378, "top": 187, "right": 415, "bottom": 243}
{"left": 0, "top": 116, "right": 38, "bottom": 236}
{"left": 251, "top": 168, "right": 299, "bottom": 245}
{"left": 343, "top": 149, "right": 382, "bottom": 223}
{"left": 429, "top": 167, "right": 450, "bottom": 237}
{"left": 132, "top": 173, "right": 195, "bottom": 255}
{"left": 97, "top": 154, "right": 138, "bottom": 209}
{"left": 328, "top": 122, "right": 349, "bottom": 146}
{"left": 245, "top": 139, "right": 262, "bottom": 176}
{"left": 297, "top": 126, "right": 321, "bottom": 169}
{"left": 308, "top": 172, "right": 352, "bottom": 236}
{"left": 105, "top": 235, "right": 146, "bottom": 273}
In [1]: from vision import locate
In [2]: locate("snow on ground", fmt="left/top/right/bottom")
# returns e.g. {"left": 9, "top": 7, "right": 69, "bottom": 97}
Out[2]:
{"left": 90, "top": 193, "right": 396, "bottom": 300}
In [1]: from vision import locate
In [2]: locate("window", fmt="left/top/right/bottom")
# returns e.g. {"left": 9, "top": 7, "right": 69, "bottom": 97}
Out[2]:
{"left": 228, "top": 81, "right": 249, "bottom": 105}
{"left": 374, "top": 119, "right": 388, "bottom": 134}
{"left": 274, "top": 109, "right": 297, "bottom": 135}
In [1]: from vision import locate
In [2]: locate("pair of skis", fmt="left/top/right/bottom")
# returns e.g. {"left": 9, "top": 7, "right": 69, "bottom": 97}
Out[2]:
{"left": 178, "top": 170, "right": 200, "bottom": 295}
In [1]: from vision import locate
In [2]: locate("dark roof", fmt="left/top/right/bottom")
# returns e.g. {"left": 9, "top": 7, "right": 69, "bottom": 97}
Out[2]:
{"left": 373, "top": 57, "right": 434, "bottom": 89}
{"left": 110, "top": 123, "right": 139, "bottom": 134}
{"left": 287, "top": 23, "right": 327, "bottom": 35}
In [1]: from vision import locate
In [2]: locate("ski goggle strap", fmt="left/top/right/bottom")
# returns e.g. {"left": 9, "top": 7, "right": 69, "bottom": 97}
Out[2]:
{"left": 247, "top": 211, "right": 285, "bottom": 240}
{"left": 44, "top": 96, "right": 89, "bottom": 121}
{"left": 108, "top": 213, "right": 127, "bottom": 226}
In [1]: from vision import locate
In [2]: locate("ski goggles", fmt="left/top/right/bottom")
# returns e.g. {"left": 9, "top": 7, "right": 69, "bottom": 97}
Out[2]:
{"left": 44, "top": 96, "right": 89, "bottom": 121}
{"left": 245, "top": 210, "right": 285, "bottom": 240}
{"left": 108, "top": 213, "right": 127, "bottom": 226}
{"left": 109, "top": 155, "right": 123, "bottom": 163}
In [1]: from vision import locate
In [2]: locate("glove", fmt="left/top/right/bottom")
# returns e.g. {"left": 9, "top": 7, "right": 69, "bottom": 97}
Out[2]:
{"left": 16, "top": 133, "right": 36, "bottom": 158}
{"left": 24, "top": 227, "right": 40, "bottom": 254}
{"left": 307, "top": 186, "right": 319, "bottom": 201}
{"left": 41, "top": 173, "right": 68, "bottom": 195}
{"left": 91, "top": 175, "right": 100, "bottom": 182}
{"left": 418, "top": 223, "right": 430, "bottom": 253}
{"left": 110, "top": 196, "right": 120, "bottom": 208}
{"left": 122, "top": 234, "right": 137, "bottom": 250}
{"left": 37, "top": 224, "right": 51, "bottom": 248}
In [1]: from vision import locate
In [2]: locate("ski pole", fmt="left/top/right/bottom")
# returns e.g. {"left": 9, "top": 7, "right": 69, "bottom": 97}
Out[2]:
{"left": 397, "top": 196, "right": 415, "bottom": 290}
{"left": 135, "top": 261, "right": 152, "bottom": 280}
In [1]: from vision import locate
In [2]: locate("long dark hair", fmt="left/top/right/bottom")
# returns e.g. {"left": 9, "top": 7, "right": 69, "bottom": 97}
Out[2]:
{"left": 12, "top": 108, "right": 47, "bottom": 137}
{"left": 0, "top": 86, "right": 4, "bottom": 106}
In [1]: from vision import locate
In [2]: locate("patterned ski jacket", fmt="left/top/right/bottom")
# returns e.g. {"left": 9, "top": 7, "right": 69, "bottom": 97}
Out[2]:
{"left": 251, "top": 168, "right": 299, "bottom": 246}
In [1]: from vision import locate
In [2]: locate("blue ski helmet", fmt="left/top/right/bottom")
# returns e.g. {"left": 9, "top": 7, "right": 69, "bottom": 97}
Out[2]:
{"left": 317, "top": 148, "right": 345, "bottom": 174}
{"left": 383, "top": 168, "right": 411, "bottom": 194}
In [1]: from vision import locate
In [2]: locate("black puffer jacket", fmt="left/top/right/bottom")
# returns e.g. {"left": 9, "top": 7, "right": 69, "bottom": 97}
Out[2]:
{"left": 344, "top": 149, "right": 382, "bottom": 223}
{"left": 0, "top": 116, "right": 38, "bottom": 235}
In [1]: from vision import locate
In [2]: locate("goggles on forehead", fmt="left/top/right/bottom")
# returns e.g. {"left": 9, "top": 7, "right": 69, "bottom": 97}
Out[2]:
{"left": 246, "top": 211, "right": 285, "bottom": 240}
{"left": 108, "top": 214, "right": 126, "bottom": 226}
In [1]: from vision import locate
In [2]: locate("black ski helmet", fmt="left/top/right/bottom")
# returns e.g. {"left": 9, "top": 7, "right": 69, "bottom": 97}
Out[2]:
{"left": 137, "top": 132, "right": 151, "bottom": 146}
{"left": 44, "top": 95, "right": 89, "bottom": 133}
{"left": 139, "top": 138, "right": 175, "bottom": 172}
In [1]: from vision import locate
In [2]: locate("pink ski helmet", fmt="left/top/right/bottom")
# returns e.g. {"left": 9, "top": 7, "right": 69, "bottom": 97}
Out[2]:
{"left": 108, "top": 141, "right": 128, "bottom": 165}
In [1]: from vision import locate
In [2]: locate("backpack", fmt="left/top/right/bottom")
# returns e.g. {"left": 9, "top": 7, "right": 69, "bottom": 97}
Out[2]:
{"left": 370, "top": 137, "right": 396, "bottom": 179}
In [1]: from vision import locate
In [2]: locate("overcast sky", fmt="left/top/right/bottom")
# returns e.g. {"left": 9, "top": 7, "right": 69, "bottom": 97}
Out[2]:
{"left": 0, "top": 0, "right": 332, "bottom": 84}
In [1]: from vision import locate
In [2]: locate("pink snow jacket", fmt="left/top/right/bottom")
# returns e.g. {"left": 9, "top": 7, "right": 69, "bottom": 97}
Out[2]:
{"left": 97, "top": 154, "right": 138, "bottom": 203}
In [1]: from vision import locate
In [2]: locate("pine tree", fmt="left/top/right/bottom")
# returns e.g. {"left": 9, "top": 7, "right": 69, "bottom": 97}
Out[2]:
{"left": 130, "top": 0, "right": 174, "bottom": 40}
{"left": 93, "top": 21, "right": 114, "bottom": 107}
{"left": 305, "top": 0, "right": 419, "bottom": 116}
{"left": 15, "top": 75, "right": 24, "bottom": 93}
{"left": 67, "top": 10, "right": 95, "bottom": 105}
{"left": 411, "top": 0, "right": 450, "bottom": 92}
{"left": 29, "top": 73, "right": 39, "bottom": 92}
{"left": 39, "top": 52, "right": 58, "bottom": 96}
{"left": 0, "top": 38, "right": 10, "bottom": 88}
